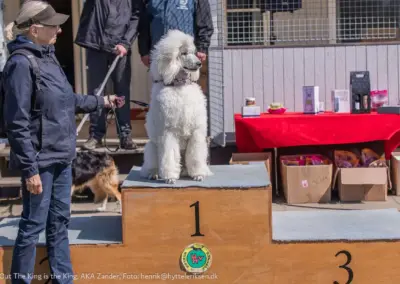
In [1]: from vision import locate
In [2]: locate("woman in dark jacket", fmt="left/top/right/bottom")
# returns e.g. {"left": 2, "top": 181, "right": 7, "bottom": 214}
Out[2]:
{"left": 3, "top": 1, "right": 123, "bottom": 283}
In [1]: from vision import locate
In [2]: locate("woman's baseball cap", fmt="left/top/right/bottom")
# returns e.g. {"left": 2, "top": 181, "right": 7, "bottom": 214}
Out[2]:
{"left": 15, "top": 4, "right": 69, "bottom": 29}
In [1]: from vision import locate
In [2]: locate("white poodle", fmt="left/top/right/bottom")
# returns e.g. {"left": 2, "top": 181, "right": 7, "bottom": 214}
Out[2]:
{"left": 140, "top": 30, "right": 213, "bottom": 184}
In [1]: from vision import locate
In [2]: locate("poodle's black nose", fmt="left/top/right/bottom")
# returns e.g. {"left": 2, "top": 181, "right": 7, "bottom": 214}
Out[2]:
{"left": 196, "top": 61, "right": 202, "bottom": 67}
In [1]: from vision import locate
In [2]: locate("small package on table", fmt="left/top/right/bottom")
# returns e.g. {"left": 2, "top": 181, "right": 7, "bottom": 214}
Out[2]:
{"left": 303, "top": 86, "right": 319, "bottom": 114}
{"left": 334, "top": 149, "right": 389, "bottom": 202}
{"left": 331, "top": 90, "right": 350, "bottom": 113}
{"left": 280, "top": 154, "right": 333, "bottom": 204}
{"left": 242, "top": 97, "right": 261, "bottom": 117}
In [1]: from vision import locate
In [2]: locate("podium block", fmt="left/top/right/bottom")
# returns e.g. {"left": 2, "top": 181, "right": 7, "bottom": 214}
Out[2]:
{"left": 2, "top": 163, "right": 400, "bottom": 283}
{"left": 120, "top": 164, "right": 272, "bottom": 279}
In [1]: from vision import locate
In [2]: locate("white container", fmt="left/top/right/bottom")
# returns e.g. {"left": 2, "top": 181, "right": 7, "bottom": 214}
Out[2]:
{"left": 319, "top": 101, "right": 325, "bottom": 112}
{"left": 242, "top": 106, "right": 261, "bottom": 117}
{"left": 331, "top": 90, "right": 350, "bottom": 113}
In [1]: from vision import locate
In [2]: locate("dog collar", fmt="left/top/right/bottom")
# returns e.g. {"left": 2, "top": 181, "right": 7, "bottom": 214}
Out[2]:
{"left": 154, "top": 78, "right": 195, "bottom": 86}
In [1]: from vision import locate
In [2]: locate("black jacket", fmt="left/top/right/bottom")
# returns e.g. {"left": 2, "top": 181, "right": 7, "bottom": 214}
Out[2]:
{"left": 138, "top": 0, "right": 214, "bottom": 57}
{"left": 3, "top": 35, "right": 104, "bottom": 178}
{"left": 75, "top": 0, "right": 142, "bottom": 53}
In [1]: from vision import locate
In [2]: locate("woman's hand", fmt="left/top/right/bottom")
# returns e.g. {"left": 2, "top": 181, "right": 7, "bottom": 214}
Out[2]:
{"left": 196, "top": 52, "right": 207, "bottom": 61}
{"left": 141, "top": 55, "right": 150, "bottom": 67}
{"left": 115, "top": 44, "right": 128, "bottom": 57}
{"left": 26, "top": 174, "right": 42, "bottom": 195}
{"left": 104, "top": 95, "right": 125, "bottom": 108}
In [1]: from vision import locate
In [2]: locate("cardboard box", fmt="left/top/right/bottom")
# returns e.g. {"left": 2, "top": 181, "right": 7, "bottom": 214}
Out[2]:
{"left": 280, "top": 156, "right": 333, "bottom": 204}
{"left": 391, "top": 152, "right": 400, "bottom": 195}
{"left": 338, "top": 167, "right": 388, "bottom": 202}
{"left": 303, "top": 86, "right": 319, "bottom": 114}
{"left": 229, "top": 152, "right": 272, "bottom": 184}
{"left": 331, "top": 89, "right": 350, "bottom": 113}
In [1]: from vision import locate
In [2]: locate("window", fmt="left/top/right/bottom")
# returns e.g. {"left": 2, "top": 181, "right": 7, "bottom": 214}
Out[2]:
{"left": 221, "top": 0, "right": 400, "bottom": 47}
{"left": 225, "top": 0, "right": 265, "bottom": 45}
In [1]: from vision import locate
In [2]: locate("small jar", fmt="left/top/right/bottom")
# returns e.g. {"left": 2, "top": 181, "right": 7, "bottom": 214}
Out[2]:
{"left": 245, "top": 97, "right": 256, "bottom": 106}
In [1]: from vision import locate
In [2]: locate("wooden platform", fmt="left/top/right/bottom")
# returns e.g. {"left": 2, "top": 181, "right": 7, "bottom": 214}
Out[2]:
{"left": 1, "top": 163, "right": 400, "bottom": 283}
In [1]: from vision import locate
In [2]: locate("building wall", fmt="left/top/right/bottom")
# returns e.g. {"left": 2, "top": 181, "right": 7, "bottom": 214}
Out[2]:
{"left": 221, "top": 44, "right": 400, "bottom": 133}
{"left": 3, "top": 0, "right": 19, "bottom": 25}
{"left": 130, "top": 42, "right": 152, "bottom": 106}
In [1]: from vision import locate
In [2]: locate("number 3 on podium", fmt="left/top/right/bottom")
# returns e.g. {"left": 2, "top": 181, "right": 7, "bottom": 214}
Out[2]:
{"left": 190, "top": 201, "right": 204, "bottom": 237}
{"left": 334, "top": 250, "right": 353, "bottom": 284}
{"left": 188, "top": 202, "right": 354, "bottom": 284}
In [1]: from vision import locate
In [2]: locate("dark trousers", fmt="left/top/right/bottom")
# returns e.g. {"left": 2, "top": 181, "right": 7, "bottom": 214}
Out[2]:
{"left": 11, "top": 163, "right": 74, "bottom": 284}
{"left": 86, "top": 49, "right": 132, "bottom": 140}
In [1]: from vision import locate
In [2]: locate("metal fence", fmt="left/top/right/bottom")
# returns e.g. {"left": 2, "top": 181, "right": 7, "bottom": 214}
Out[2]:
{"left": 222, "top": 0, "right": 400, "bottom": 46}
{"left": 208, "top": 0, "right": 226, "bottom": 146}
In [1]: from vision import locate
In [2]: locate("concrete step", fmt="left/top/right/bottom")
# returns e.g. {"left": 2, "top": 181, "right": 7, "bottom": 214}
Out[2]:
{"left": 76, "top": 138, "right": 148, "bottom": 147}
{"left": 0, "top": 177, "right": 21, "bottom": 187}
{"left": 81, "top": 146, "right": 145, "bottom": 155}
{"left": 0, "top": 174, "right": 129, "bottom": 188}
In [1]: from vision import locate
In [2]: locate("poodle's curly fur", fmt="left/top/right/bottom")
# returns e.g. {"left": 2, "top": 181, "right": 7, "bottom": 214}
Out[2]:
{"left": 140, "top": 30, "right": 212, "bottom": 184}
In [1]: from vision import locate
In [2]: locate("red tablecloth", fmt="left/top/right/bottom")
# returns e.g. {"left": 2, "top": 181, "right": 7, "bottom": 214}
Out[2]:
{"left": 234, "top": 112, "right": 400, "bottom": 159}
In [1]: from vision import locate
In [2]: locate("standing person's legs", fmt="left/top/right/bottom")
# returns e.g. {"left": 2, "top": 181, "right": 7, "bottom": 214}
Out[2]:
{"left": 10, "top": 166, "right": 55, "bottom": 284}
{"left": 82, "top": 49, "right": 109, "bottom": 150}
{"left": 46, "top": 163, "right": 74, "bottom": 284}
{"left": 112, "top": 52, "right": 136, "bottom": 149}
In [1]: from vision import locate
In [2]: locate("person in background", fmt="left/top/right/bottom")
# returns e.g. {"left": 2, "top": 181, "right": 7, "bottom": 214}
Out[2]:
{"left": 75, "top": 0, "right": 142, "bottom": 150}
{"left": 3, "top": 1, "right": 123, "bottom": 283}
{"left": 138, "top": 0, "right": 214, "bottom": 67}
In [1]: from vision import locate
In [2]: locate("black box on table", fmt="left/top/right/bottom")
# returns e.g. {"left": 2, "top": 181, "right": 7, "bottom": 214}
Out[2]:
{"left": 350, "top": 71, "right": 371, "bottom": 114}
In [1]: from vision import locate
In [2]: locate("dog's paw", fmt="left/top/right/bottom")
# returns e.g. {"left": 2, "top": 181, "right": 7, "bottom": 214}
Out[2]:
{"left": 148, "top": 174, "right": 159, "bottom": 180}
{"left": 165, "top": 178, "right": 177, "bottom": 184}
{"left": 193, "top": 176, "right": 204, "bottom": 182}
{"left": 96, "top": 207, "right": 106, "bottom": 212}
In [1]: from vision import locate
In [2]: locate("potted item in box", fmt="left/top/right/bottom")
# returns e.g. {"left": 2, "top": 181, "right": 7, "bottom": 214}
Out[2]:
{"left": 280, "top": 154, "right": 333, "bottom": 204}
{"left": 333, "top": 149, "right": 389, "bottom": 202}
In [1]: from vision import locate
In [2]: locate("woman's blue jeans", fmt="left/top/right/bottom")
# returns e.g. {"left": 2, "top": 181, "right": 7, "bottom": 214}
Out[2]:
{"left": 10, "top": 163, "right": 74, "bottom": 284}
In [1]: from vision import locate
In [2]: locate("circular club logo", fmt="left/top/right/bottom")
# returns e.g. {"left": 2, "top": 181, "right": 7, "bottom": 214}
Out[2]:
{"left": 180, "top": 243, "right": 212, "bottom": 273}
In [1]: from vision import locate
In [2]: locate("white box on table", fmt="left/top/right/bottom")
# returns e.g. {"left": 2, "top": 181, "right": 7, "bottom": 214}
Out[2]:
{"left": 303, "top": 86, "right": 319, "bottom": 114}
{"left": 332, "top": 90, "right": 350, "bottom": 113}
{"left": 242, "top": 106, "right": 261, "bottom": 117}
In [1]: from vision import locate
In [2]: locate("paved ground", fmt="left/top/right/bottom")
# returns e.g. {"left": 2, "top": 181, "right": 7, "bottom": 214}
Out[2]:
{"left": 272, "top": 195, "right": 400, "bottom": 211}
{"left": 1, "top": 194, "right": 400, "bottom": 219}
